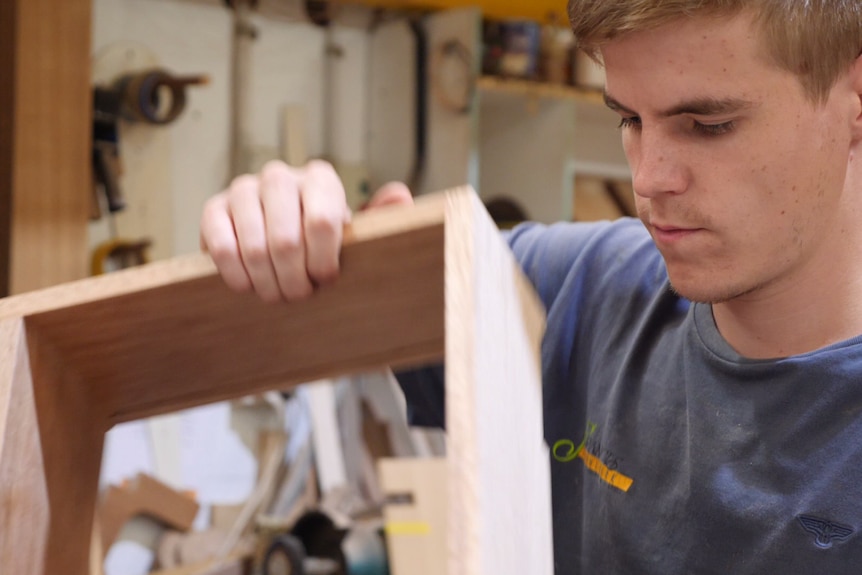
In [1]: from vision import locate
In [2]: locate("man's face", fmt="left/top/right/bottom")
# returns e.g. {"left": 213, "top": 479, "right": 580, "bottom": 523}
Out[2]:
{"left": 600, "top": 13, "right": 856, "bottom": 304}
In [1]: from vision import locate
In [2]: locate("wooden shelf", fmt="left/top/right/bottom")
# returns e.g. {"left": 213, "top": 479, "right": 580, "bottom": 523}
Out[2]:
{"left": 477, "top": 76, "right": 605, "bottom": 105}
{"left": 339, "top": 0, "right": 567, "bottom": 22}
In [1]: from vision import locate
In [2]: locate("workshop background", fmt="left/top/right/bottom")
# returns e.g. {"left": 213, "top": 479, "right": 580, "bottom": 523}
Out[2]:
{"left": 1, "top": 0, "right": 630, "bottom": 573}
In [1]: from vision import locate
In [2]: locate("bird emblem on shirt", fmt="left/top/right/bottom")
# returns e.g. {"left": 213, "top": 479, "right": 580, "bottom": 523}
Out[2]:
{"left": 797, "top": 515, "right": 855, "bottom": 549}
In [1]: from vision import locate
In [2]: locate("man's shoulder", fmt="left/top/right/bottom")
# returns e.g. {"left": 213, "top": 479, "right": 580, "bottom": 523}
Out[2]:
{"left": 506, "top": 218, "right": 667, "bottom": 311}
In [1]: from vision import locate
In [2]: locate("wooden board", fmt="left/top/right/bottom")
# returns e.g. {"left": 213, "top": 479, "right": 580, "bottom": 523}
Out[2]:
{"left": 0, "top": 188, "right": 550, "bottom": 575}
{"left": 445, "top": 190, "right": 552, "bottom": 575}
{"left": 98, "top": 473, "right": 200, "bottom": 554}
{"left": 0, "top": 318, "right": 50, "bottom": 574}
{"left": 0, "top": 193, "right": 449, "bottom": 425}
{"left": 380, "top": 458, "right": 448, "bottom": 575}
{"left": 0, "top": 0, "right": 91, "bottom": 296}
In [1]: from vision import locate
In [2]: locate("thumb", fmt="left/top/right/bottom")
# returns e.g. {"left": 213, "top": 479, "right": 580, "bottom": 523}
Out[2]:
{"left": 365, "top": 181, "right": 414, "bottom": 210}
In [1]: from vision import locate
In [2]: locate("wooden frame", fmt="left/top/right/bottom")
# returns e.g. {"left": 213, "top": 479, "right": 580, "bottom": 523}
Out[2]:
{"left": 0, "top": 188, "right": 552, "bottom": 575}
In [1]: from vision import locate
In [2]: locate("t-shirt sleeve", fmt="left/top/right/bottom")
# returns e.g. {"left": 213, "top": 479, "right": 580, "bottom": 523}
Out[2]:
{"left": 504, "top": 218, "right": 660, "bottom": 313}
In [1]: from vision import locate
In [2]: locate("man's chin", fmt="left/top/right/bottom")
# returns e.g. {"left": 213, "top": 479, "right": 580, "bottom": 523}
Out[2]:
{"left": 667, "top": 279, "right": 752, "bottom": 305}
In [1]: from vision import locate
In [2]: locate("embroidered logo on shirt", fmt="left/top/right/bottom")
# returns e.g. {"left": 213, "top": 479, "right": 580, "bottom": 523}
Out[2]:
{"left": 552, "top": 422, "right": 634, "bottom": 493}
{"left": 797, "top": 515, "right": 855, "bottom": 549}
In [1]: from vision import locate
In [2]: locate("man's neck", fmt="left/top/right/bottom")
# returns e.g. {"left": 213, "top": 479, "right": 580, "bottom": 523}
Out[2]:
{"left": 712, "top": 264, "right": 862, "bottom": 359}
{"left": 712, "top": 170, "right": 862, "bottom": 359}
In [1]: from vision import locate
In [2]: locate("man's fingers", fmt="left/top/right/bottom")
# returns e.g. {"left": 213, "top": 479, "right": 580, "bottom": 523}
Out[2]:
{"left": 300, "top": 160, "right": 348, "bottom": 285}
{"left": 203, "top": 159, "right": 381, "bottom": 303}
{"left": 228, "top": 175, "right": 283, "bottom": 303}
{"left": 200, "top": 193, "right": 253, "bottom": 293}
{"left": 260, "top": 161, "right": 314, "bottom": 300}
{"left": 368, "top": 181, "right": 414, "bottom": 209}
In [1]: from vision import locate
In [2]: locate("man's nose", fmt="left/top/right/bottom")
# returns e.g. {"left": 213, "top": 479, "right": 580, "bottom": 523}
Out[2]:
{"left": 630, "top": 135, "right": 688, "bottom": 199}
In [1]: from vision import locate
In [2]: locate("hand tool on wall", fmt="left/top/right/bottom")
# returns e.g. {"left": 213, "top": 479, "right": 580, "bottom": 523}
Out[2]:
{"left": 91, "top": 69, "right": 208, "bottom": 219}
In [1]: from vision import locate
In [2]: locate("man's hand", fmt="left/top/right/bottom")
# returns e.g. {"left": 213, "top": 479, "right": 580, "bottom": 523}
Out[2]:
{"left": 200, "top": 159, "right": 413, "bottom": 303}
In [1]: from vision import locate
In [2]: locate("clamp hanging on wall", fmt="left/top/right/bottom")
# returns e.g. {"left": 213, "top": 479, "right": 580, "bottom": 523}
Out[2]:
{"left": 91, "top": 69, "right": 208, "bottom": 219}
{"left": 432, "top": 38, "right": 475, "bottom": 115}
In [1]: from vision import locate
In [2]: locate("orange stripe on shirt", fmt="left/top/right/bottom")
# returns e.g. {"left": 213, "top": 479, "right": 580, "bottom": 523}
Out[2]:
{"left": 579, "top": 449, "right": 634, "bottom": 492}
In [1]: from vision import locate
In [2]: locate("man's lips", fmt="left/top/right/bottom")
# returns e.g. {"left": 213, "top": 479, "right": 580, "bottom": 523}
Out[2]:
{"left": 650, "top": 223, "right": 704, "bottom": 243}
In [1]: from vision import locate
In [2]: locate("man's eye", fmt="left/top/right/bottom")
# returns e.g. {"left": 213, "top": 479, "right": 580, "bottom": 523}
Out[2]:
{"left": 618, "top": 117, "right": 641, "bottom": 130}
{"left": 693, "top": 121, "right": 735, "bottom": 137}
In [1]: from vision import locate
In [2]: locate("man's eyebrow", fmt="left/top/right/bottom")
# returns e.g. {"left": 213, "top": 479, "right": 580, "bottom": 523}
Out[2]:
{"left": 603, "top": 91, "right": 757, "bottom": 117}
{"left": 603, "top": 92, "right": 636, "bottom": 115}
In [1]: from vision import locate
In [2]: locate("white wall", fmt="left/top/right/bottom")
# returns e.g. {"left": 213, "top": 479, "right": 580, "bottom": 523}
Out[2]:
{"left": 90, "top": 0, "right": 370, "bottom": 257}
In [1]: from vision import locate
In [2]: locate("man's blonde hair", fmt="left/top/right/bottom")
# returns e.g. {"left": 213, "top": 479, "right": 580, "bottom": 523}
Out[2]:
{"left": 568, "top": 0, "right": 862, "bottom": 103}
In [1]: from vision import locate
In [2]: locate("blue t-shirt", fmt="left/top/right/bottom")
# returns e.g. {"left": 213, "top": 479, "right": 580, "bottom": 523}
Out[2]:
{"left": 397, "top": 218, "right": 862, "bottom": 574}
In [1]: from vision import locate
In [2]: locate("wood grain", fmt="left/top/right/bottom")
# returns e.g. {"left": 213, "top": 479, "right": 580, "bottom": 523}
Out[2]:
{"left": 0, "top": 318, "right": 49, "bottom": 574}
{"left": 5, "top": 0, "right": 91, "bottom": 294}
{"left": 28, "top": 320, "right": 107, "bottom": 575}
{"left": 30, "top": 226, "right": 445, "bottom": 425}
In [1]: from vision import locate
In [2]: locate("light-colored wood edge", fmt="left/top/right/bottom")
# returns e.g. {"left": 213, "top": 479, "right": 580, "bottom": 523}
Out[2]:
{"left": 379, "top": 458, "right": 448, "bottom": 575}
{"left": 444, "top": 191, "right": 551, "bottom": 575}
{"left": 443, "top": 190, "right": 481, "bottom": 575}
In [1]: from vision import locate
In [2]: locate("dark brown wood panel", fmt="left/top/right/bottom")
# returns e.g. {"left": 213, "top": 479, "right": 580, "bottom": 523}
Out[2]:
{"left": 0, "top": 0, "right": 17, "bottom": 298}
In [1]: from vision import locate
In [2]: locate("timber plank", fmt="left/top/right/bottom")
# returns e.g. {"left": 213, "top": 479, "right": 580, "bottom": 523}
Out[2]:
{"left": 1, "top": 0, "right": 91, "bottom": 295}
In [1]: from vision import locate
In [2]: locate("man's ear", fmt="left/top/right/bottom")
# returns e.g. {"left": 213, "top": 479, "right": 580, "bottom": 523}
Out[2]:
{"left": 849, "top": 52, "right": 862, "bottom": 140}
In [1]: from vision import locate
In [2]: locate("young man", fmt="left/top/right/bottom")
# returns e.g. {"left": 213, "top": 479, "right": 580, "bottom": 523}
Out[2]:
{"left": 200, "top": 2, "right": 862, "bottom": 572}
